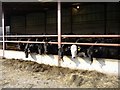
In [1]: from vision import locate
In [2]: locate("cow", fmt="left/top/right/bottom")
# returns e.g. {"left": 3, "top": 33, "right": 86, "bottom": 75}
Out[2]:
{"left": 17, "top": 36, "right": 120, "bottom": 61}
{"left": 24, "top": 38, "right": 43, "bottom": 58}
{"left": 43, "top": 38, "right": 58, "bottom": 55}
{"left": 17, "top": 38, "right": 27, "bottom": 51}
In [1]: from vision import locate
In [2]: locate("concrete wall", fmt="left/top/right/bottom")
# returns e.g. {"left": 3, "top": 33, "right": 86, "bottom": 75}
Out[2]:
{"left": 0, "top": 49, "right": 119, "bottom": 76}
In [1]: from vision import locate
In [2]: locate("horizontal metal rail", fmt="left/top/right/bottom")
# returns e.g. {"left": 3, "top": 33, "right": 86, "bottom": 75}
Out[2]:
{"left": 0, "top": 41, "right": 58, "bottom": 44}
{"left": 62, "top": 42, "right": 120, "bottom": 47}
{"left": 62, "top": 35, "right": 120, "bottom": 38}
{"left": 0, "top": 35, "right": 119, "bottom": 38}
{"left": 0, "top": 35, "right": 119, "bottom": 47}
{"left": 0, "top": 35, "right": 58, "bottom": 38}
{"left": 0, "top": 41, "right": 119, "bottom": 47}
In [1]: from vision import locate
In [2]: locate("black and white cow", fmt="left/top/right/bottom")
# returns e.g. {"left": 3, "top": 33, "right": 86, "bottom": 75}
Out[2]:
{"left": 17, "top": 37, "right": 119, "bottom": 61}
{"left": 24, "top": 38, "right": 43, "bottom": 58}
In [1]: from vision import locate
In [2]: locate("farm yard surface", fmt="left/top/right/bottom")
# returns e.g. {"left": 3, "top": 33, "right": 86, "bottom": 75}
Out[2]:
{"left": 0, "top": 59, "right": 119, "bottom": 89}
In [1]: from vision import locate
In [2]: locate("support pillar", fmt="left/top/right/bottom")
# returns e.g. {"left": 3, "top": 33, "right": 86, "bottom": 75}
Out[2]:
{"left": 2, "top": 8, "right": 5, "bottom": 58}
{"left": 57, "top": 1, "right": 61, "bottom": 66}
{"left": 0, "top": 1, "right": 2, "bottom": 58}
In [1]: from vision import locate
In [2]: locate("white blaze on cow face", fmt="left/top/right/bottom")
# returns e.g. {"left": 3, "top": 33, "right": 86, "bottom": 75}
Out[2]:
{"left": 71, "top": 44, "right": 77, "bottom": 59}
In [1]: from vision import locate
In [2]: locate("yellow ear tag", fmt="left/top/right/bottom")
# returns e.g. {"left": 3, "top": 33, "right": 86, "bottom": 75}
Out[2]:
{"left": 78, "top": 47, "right": 81, "bottom": 51}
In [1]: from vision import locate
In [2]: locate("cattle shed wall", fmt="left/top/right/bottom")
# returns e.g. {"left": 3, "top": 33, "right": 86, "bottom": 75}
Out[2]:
{"left": 0, "top": 49, "right": 119, "bottom": 76}
{"left": 6, "top": 2, "right": 120, "bottom": 35}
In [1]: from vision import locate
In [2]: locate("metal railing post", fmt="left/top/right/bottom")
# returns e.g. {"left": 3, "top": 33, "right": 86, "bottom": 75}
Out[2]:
{"left": 2, "top": 10, "right": 5, "bottom": 58}
{"left": 58, "top": 1, "right": 61, "bottom": 66}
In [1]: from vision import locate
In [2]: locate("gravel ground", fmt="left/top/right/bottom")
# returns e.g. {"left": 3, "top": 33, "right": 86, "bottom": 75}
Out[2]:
{"left": 0, "top": 59, "right": 119, "bottom": 89}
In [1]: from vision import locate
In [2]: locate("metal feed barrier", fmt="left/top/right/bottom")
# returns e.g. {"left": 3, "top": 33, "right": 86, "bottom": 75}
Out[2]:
{"left": 0, "top": 34, "right": 120, "bottom": 58}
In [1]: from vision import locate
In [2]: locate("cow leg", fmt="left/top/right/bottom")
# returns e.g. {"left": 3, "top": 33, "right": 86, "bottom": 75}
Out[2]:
{"left": 38, "top": 48, "right": 42, "bottom": 55}
{"left": 90, "top": 54, "right": 93, "bottom": 64}
{"left": 25, "top": 51, "right": 29, "bottom": 58}
{"left": 24, "top": 43, "right": 30, "bottom": 58}
{"left": 87, "top": 46, "right": 94, "bottom": 64}
{"left": 37, "top": 44, "right": 42, "bottom": 55}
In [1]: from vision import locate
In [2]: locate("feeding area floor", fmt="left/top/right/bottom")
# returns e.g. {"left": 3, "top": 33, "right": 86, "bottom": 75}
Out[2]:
{"left": 0, "top": 59, "right": 120, "bottom": 89}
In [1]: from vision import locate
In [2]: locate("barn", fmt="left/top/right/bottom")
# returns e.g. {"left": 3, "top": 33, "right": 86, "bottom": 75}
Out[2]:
{"left": 0, "top": 0, "right": 120, "bottom": 76}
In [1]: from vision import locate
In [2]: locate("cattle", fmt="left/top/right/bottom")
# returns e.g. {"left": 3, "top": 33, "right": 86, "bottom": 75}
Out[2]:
{"left": 87, "top": 38, "right": 119, "bottom": 63}
{"left": 75, "top": 37, "right": 119, "bottom": 63}
{"left": 43, "top": 38, "right": 58, "bottom": 55}
{"left": 62, "top": 37, "right": 77, "bottom": 56}
{"left": 24, "top": 38, "right": 43, "bottom": 58}
{"left": 17, "top": 38, "right": 43, "bottom": 58}
{"left": 17, "top": 38, "right": 27, "bottom": 51}
{"left": 17, "top": 37, "right": 58, "bottom": 58}
{"left": 17, "top": 36, "right": 119, "bottom": 62}
{"left": 76, "top": 38, "right": 91, "bottom": 58}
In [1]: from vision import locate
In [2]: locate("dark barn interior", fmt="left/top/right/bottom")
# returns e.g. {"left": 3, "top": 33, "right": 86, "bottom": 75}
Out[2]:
{"left": 3, "top": 2, "right": 120, "bottom": 35}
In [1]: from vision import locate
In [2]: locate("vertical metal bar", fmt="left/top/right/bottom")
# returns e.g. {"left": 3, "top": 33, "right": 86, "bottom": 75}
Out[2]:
{"left": 58, "top": 1, "right": 61, "bottom": 66}
{"left": 58, "top": 1, "right": 61, "bottom": 48}
{"left": 2, "top": 10, "right": 5, "bottom": 58}
{"left": 0, "top": 2, "right": 1, "bottom": 32}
